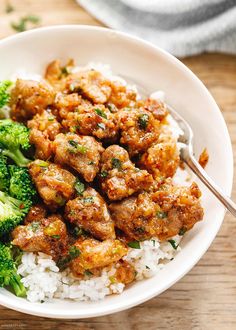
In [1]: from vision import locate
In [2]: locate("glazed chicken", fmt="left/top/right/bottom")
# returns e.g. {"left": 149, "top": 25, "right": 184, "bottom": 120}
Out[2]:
{"left": 100, "top": 145, "right": 153, "bottom": 200}
{"left": 116, "top": 107, "right": 160, "bottom": 156}
{"left": 6, "top": 58, "right": 205, "bottom": 287}
{"left": 65, "top": 187, "right": 115, "bottom": 240}
{"left": 10, "top": 79, "right": 55, "bottom": 122}
{"left": 109, "top": 180, "right": 204, "bottom": 241}
{"left": 29, "top": 160, "right": 76, "bottom": 210}
{"left": 139, "top": 131, "right": 180, "bottom": 179}
{"left": 12, "top": 214, "right": 68, "bottom": 260}
{"left": 28, "top": 110, "right": 62, "bottom": 160}
{"left": 53, "top": 133, "right": 104, "bottom": 182}
{"left": 69, "top": 238, "right": 128, "bottom": 276}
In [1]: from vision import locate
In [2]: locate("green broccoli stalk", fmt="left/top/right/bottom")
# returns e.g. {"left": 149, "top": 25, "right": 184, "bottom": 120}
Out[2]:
{"left": 0, "top": 154, "right": 10, "bottom": 192}
{"left": 0, "top": 119, "right": 32, "bottom": 167}
{"left": 0, "top": 243, "right": 26, "bottom": 297}
{"left": 9, "top": 165, "right": 37, "bottom": 203}
{"left": 0, "top": 191, "right": 29, "bottom": 236}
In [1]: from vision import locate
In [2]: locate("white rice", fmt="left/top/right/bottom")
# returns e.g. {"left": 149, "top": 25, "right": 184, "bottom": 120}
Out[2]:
{"left": 14, "top": 63, "right": 190, "bottom": 303}
{"left": 18, "top": 237, "right": 181, "bottom": 303}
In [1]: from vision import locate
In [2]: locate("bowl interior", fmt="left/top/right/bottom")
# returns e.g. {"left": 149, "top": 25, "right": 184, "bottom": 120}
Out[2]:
{"left": 0, "top": 26, "right": 233, "bottom": 318}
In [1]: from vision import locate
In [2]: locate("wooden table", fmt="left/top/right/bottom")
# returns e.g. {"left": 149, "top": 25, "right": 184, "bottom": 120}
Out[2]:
{"left": 0, "top": 1, "right": 236, "bottom": 329}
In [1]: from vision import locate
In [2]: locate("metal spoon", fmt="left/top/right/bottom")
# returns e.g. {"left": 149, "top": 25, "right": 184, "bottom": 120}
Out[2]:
{"left": 167, "top": 105, "right": 236, "bottom": 217}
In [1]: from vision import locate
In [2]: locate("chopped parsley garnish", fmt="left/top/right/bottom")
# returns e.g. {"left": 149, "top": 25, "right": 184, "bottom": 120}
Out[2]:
{"left": 0, "top": 80, "right": 12, "bottom": 108}
{"left": 152, "top": 239, "right": 156, "bottom": 246}
{"left": 69, "top": 246, "right": 81, "bottom": 258}
{"left": 168, "top": 239, "right": 179, "bottom": 250}
{"left": 84, "top": 269, "right": 93, "bottom": 277}
{"left": 128, "top": 241, "right": 141, "bottom": 249}
{"left": 75, "top": 179, "right": 85, "bottom": 196}
{"left": 83, "top": 196, "right": 94, "bottom": 204}
{"left": 74, "top": 226, "right": 84, "bottom": 237}
{"left": 107, "top": 103, "right": 117, "bottom": 113}
{"left": 134, "top": 227, "right": 145, "bottom": 234}
{"left": 94, "top": 108, "right": 107, "bottom": 119}
{"left": 29, "top": 222, "right": 40, "bottom": 233}
{"left": 88, "top": 161, "right": 95, "bottom": 165}
{"left": 61, "top": 66, "right": 70, "bottom": 76}
{"left": 48, "top": 116, "right": 54, "bottom": 121}
{"left": 51, "top": 235, "right": 60, "bottom": 239}
{"left": 37, "top": 160, "right": 49, "bottom": 167}
{"left": 11, "top": 15, "right": 40, "bottom": 33}
{"left": 68, "top": 140, "right": 87, "bottom": 154}
{"left": 156, "top": 211, "right": 168, "bottom": 219}
{"left": 6, "top": 2, "right": 14, "bottom": 13}
{"left": 100, "top": 170, "right": 108, "bottom": 178}
{"left": 145, "top": 265, "right": 150, "bottom": 269}
{"left": 97, "top": 123, "right": 105, "bottom": 130}
{"left": 179, "top": 227, "right": 187, "bottom": 236}
{"left": 138, "top": 113, "right": 149, "bottom": 130}
{"left": 111, "top": 158, "right": 122, "bottom": 170}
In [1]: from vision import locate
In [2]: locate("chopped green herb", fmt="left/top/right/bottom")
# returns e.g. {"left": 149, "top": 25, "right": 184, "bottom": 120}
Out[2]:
{"left": 138, "top": 113, "right": 149, "bottom": 130}
{"left": 74, "top": 226, "right": 84, "bottom": 237}
{"left": 145, "top": 265, "right": 150, "bottom": 269}
{"left": 69, "top": 246, "right": 81, "bottom": 258}
{"left": 61, "top": 66, "right": 70, "bottom": 75}
{"left": 109, "top": 276, "right": 117, "bottom": 284}
{"left": 88, "top": 161, "right": 95, "bottom": 165}
{"left": 111, "top": 158, "right": 122, "bottom": 170}
{"left": 128, "top": 241, "right": 141, "bottom": 249}
{"left": 37, "top": 160, "right": 49, "bottom": 167}
{"left": 0, "top": 80, "right": 12, "bottom": 108}
{"left": 48, "top": 116, "right": 54, "bottom": 121}
{"left": 100, "top": 170, "right": 108, "bottom": 178}
{"left": 97, "top": 123, "right": 105, "bottom": 130}
{"left": 75, "top": 179, "right": 85, "bottom": 196}
{"left": 156, "top": 211, "right": 167, "bottom": 219}
{"left": 94, "top": 108, "right": 107, "bottom": 119}
{"left": 83, "top": 196, "right": 94, "bottom": 204}
{"left": 6, "top": 2, "right": 14, "bottom": 13}
{"left": 11, "top": 15, "right": 40, "bottom": 33}
{"left": 170, "top": 257, "right": 174, "bottom": 261}
{"left": 168, "top": 239, "right": 179, "bottom": 250}
{"left": 179, "top": 227, "right": 187, "bottom": 236}
{"left": 151, "top": 239, "right": 156, "bottom": 246}
{"left": 134, "top": 227, "right": 145, "bottom": 234}
{"left": 69, "top": 83, "right": 75, "bottom": 92}
{"left": 51, "top": 235, "right": 60, "bottom": 239}
{"left": 107, "top": 103, "right": 117, "bottom": 113}
{"left": 40, "top": 300, "right": 45, "bottom": 304}
{"left": 68, "top": 140, "right": 87, "bottom": 154}
{"left": 84, "top": 269, "right": 93, "bottom": 277}
{"left": 29, "top": 221, "right": 40, "bottom": 233}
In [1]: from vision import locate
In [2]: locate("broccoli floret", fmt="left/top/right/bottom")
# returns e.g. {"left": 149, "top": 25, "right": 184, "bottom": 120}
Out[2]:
{"left": 0, "top": 243, "right": 26, "bottom": 297}
{"left": 0, "top": 191, "right": 29, "bottom": 236}
{"left": 0, "top": 154, "right": 10, "bottom": 192}
{"left": 0, "top": 81, "right": 12, "bottom": 109}
{"left": 9, "top": 165, "right": 37, "bottom": 203}
{"left": 0, "top": 119, "right": 32, "bottom": 167}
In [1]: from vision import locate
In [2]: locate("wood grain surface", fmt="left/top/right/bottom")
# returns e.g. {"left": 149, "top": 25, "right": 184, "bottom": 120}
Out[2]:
{"left": 0, "top": 1, "right": 236, "bottom": 329}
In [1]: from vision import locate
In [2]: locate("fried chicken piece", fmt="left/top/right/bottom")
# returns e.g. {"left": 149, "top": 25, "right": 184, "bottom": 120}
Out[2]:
{"left": 116, "top": 108, "right": 160, "bottom": 156}
{"left": 53, "top": 133, "right": 104, "bottom": 182}
{"left": 65, "top": 187, "right": 115, "bottom": 240}
{"left": 100, "top": 145, "right": 153, "bottom": 200}
{"left": 139, "top": 132, "right": 180, "bottom": 179}
{"left": 114, "top": 260, "right": 136, "bottom": 285}
{"left": 28, "top": 110, "right": 61, "bottom": 141}
{"left": 61, "top": 103, "right": 118, "bottom": 141}
{"left": 108, "top": 80, "right": 137, "bottom": 109}
{"left": 28, "top": 110, "right": 62, "bottom": 160}
{"left": 137, "top": 98, "right": 168, "bottom": 122}
{"left": 65, "top": 70, "right": 112, "bottom": 104}
{"left": 28, "top": 160, "right": 76, "bottom": 210}
{"left": 70, "top": 238, "right": 128, "bottom": 276}
{"left": 54, "top": 93, "right": 85, "bottom": 120}
{"left": 109, "top": 180, "right": 204, "bottom": 241}
{"left": 10, "top": 79, "right": 55, "bottom": 122}
{"left": 24, "top": 204, "right": 47, "bottom": 225}
{"left": 45, "top": 59, "right": 75, "bottom": 91}
{"left": 12, "top": 214, "right": 68, "bottom": 260}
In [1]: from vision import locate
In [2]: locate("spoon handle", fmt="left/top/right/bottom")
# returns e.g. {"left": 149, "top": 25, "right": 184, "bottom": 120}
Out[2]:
{"left": 181, "top": 147, "right": 236, "bottom": 217}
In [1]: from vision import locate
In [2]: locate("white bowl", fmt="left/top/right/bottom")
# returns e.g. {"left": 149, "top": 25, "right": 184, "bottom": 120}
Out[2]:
{"left": 0, "top": 25, "right": 233, "bottom": 318}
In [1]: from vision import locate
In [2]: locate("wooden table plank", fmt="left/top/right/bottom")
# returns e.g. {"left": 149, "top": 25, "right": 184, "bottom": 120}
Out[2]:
{"left": 0, "top": 1, "right": 236, "bottom": 329}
